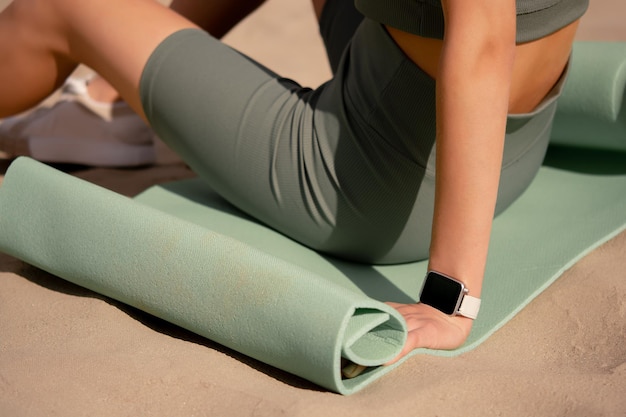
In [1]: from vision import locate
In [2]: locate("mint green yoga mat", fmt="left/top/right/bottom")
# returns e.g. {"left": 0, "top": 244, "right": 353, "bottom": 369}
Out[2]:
{"left": 551, "top": 42, "right": 626, "bottom": 150}
{"left": 0, "top": 42, "right": 625, "bottom": 395}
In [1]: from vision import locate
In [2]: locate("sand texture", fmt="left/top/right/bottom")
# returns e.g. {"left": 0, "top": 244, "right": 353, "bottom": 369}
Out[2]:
{"left": 1, "top": 0, "right": 625, "bottom": 415}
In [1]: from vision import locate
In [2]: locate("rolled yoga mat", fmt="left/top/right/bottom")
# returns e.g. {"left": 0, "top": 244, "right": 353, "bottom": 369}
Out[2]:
{"left": 551, "top": 42, "right": 626, "bottom": 150}
{"left": 0, "top": 42, "right": 625, "bottom": 395}
{"left": 0, "top": 157, "right": 406, "bottom": 395}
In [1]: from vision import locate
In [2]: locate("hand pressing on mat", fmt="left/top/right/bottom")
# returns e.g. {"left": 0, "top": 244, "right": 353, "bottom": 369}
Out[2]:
{"left": 341, "top": 302, "right": 473, "bottom": 378}
{"left": 384, "top": 302, "right": 473, "bottom": 364}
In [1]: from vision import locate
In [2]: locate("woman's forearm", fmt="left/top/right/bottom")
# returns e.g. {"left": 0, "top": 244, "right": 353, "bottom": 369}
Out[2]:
{"left": 428, "top": 0, "right": 517, "bottom": 297}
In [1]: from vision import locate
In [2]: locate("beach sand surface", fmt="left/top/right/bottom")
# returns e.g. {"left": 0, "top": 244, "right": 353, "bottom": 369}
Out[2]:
{"left": 1, "top": 1, "right": 625, "bottom": 415}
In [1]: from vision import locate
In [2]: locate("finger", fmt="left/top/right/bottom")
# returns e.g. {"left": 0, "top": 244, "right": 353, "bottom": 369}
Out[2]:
{"left": 385, "top": 301, "right": 403, "bottom": 308}
{"left": 385, "top": 327, "right": 424, "bottom": 365}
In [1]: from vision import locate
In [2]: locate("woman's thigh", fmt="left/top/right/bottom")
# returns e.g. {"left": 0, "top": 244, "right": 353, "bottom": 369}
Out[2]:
{"left": 139, "top": 5, "right": 564, "bottom": 265}
{"left": 140, "top": 18, "right": 440, "bottom": 265}
{"left": 50, "top": 0, "right": 199, "bottom": 117}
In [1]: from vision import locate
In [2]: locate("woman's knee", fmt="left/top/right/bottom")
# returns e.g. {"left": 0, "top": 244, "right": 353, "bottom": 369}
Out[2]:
{"left": 171, "top": 0, "right": 267, "bottom": 37}
{"left": 9, "top": 0, "right": 66, "bottom": 45}
{"left": 0, "top": 0, "right": 79, "bottom": 116}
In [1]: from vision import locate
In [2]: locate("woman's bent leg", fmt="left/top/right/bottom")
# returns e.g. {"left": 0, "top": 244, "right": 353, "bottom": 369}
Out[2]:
{"left": 80, "top": 0, "right": 268, "bottom": 105}
{"left": 170, "top": 0, "right": 265, "bottom": 38}
{"left": 0, "top": 0, "right": 197, "bottom": 117}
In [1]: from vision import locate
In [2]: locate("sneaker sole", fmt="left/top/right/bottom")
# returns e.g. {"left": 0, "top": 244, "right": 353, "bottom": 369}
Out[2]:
{"left": 28, "top": 136, "right": 156, "bottom": 167}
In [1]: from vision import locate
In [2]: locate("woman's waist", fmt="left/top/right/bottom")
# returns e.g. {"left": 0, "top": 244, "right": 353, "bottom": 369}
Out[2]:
{"left": 385, "top": 19, "right": 580, "bottom": 114}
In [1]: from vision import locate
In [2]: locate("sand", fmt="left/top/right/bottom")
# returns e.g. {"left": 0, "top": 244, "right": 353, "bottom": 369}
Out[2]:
{"left": 1, "top": 0, "right": 625, "bottom": 416}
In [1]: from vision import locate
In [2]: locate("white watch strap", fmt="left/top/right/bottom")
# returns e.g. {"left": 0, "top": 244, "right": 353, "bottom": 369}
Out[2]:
{"left": 458, "top": 294, "right": 481, "bottom": 319}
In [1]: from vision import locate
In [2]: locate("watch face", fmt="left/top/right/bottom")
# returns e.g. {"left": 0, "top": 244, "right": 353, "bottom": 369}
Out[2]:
{"left": 420, "top": 272, "right": 464, "bottom": 315}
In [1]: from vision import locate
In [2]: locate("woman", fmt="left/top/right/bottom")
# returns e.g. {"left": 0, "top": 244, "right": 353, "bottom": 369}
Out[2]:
{"left": 0, "top": 0, "right": 267, "bottom": 167}
{"left": 0, "top": 0, "right": 587, "bottom": 362}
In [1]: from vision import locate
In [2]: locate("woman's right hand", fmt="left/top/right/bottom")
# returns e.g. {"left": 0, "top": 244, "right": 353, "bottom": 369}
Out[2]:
{"left": 384, "top": 301, "right": 474, "bottom": 365}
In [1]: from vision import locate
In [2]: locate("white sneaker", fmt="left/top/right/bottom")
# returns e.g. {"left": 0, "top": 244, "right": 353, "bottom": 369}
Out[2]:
{"left": 0, "top": 77, "right": 161, "bottom": 167}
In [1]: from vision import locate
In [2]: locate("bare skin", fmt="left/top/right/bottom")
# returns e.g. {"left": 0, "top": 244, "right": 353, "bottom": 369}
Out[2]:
{"left": 84, "top": 0, "right": 267, "bottom": 104}
{"left": 0, "top": 0, "right": 192, "bottom": 118}
{"left": 88, "top": 0, "right": 577, "bottom": 111}
{"left": 0, "top": 0, "right": 579, "bottom": 363}
{"left": 390, "top": 8, "right": 579, "bottom": 362}
{"left": 314, "top": 0, "right": 578, "bottom": 113}
{"left": 388, "top": 20, "right": 579, "bottom": 114}
{"left": 314, "top": 0, "right": 578, "bottom": 362}
{"left": 384, "top": 4, "right": 579, "bottom": 361}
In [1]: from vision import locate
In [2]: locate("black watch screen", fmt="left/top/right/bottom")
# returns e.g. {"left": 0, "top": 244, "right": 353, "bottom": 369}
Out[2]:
{"left": 419, "top": 271, "right": 464, "bottom": 315}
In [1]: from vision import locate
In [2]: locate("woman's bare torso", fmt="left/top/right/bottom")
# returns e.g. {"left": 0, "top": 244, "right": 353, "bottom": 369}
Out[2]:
{"left": 387, "top": 19, "right": 580, "bottom": 114}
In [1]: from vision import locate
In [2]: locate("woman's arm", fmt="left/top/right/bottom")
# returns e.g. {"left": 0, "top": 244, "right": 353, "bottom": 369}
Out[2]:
{"left": 389, "top": 0, "right": 517, "bottom": 361}
{"left": 431, "top": 0, "right": 515, "bottom": 300}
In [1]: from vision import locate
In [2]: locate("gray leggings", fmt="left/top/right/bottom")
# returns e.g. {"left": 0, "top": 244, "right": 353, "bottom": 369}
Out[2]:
{"left": 139, "top": 0, "right": 566, "bottom": 264}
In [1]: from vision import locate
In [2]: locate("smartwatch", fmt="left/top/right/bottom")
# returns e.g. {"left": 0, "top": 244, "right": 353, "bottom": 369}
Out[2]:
{"left": 419, "top": 271, "right": 481, "bottom": 319}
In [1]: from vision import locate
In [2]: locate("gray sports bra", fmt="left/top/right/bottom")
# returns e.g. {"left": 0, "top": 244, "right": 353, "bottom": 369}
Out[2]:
{"left": 354, "top": 0, "right": 589, "bottom": 43}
